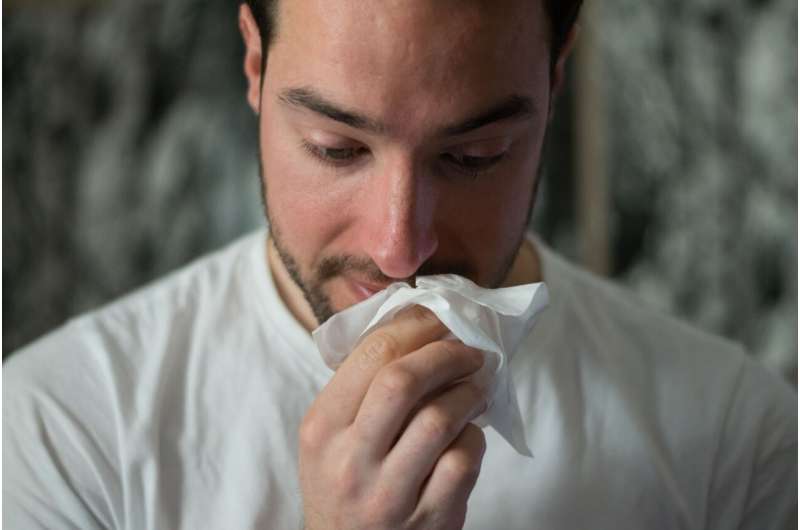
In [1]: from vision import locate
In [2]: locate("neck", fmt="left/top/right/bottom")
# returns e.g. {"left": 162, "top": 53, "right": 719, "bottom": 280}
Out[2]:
{"left": 502, "top": 236, "right": 543, "bottom": 287}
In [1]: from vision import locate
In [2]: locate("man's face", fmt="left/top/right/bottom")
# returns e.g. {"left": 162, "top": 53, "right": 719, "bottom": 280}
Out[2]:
{"left": 251, "top": 0, "right": 553, "bottom": 325}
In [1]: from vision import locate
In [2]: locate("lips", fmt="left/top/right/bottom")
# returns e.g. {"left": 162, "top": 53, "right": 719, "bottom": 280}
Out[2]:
{"left": 347, "top": 278, "right": 388, "bottom": 302}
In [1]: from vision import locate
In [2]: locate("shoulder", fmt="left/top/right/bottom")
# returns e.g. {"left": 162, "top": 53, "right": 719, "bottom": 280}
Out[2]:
{"left": 535, "top": 240, "right": 747, "bottom": 376}
{"left": 533, "top": 238, "right": 793, "bottom": 411}
{"left": 4, "top": 231, "right": 273, "bottom": 425}
{"left": 6, "top": 229, "right": 265, "bottom": 381}
{"left": 3, "top": 230, "right": 269, "bottom": 527}
{"left": 705, "top": 354, "right": 797, "bottom": 529}
{"left": 530, "top": 239, "right": 796, "bottom": 527}
{"left": 3, "top": 230, "right": 270, "bottom": 439}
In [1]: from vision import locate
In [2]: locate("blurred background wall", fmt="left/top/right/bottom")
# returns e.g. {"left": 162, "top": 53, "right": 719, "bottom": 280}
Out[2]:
{"left": 3, "top": 0, "right": 797, "bottom": 385}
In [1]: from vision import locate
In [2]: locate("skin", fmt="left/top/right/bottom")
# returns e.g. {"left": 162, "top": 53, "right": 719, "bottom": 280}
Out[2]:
{"left": 239, "top": 0, "right": 575, "bottom": 527}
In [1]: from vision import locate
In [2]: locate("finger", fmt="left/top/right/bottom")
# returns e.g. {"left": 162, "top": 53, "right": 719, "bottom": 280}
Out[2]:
{"left": 413, "top": 423, "right": 486, "bottom": 525}
{"left": 380, "top": 380, "right": 487, "bottom": 500}
{"left": 352, "top": 340, "right": 484, "bottom": 456}
{"left": 312, "top": 305, "right": 448, "bottom": 429}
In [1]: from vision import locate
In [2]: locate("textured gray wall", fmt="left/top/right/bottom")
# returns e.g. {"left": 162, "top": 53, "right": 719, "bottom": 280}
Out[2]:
{"left": 599, "top": 0, "right": 797, "bottom": 381}
{"left": 4, "top": 1, "right": 264, "bottom": 355}
{"left": 3, "top": 1, "right": 796, "bottom": 384}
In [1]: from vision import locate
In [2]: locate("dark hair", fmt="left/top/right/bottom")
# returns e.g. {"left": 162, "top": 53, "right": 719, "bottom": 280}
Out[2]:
{"left": 244, "top": 0, "right": 583, "bottom": 74}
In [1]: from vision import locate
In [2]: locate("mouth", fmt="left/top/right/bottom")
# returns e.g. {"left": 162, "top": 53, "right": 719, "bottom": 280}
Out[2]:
{"left": 346, "top": 277, "right": 390, "bottom": 303}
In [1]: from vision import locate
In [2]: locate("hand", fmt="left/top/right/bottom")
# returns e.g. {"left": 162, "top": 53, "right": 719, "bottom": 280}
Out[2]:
{"left": 299, "top": 305, "right": 489, "bottom": 530}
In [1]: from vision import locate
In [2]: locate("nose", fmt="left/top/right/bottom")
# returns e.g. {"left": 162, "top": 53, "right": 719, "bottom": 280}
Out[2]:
{"left": 361, "top": 158, "right": 439, "bottom": 280}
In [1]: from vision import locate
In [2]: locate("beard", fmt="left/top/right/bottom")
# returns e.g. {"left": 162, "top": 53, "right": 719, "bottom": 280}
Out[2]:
{"left": 258, "top": 148, "right": 543, "bottom": 328}
{"left": 263, "top": 200, "right": 536, "bottom": 328}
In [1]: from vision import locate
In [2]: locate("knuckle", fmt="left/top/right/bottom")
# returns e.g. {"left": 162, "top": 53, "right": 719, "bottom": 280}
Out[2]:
{"left": 437, "top": 339, "right": 463, "bottom": 357}
{"left": 298, "top": 411, "right": 329, "bottom": 452}
{"left": 438, "top": 340, "right": 483, "bottom": 368}
{"left": 375, "top": 365, "right": 419, "bottom": 396}
{"left": 418, "top": 406, "right": 458, "bottom": 441}
{"left": 464, "top": 423, "right": 488, "bottom": 455}
{"left": 461, "top": 381, "right": 484, "bottom": 403}
{"left": 439, "top": 448, "right": 482, "bottom": 483}
{"left": 359, "top": 331, "right": 399, "bottom": 367}
{"left": 407, "top": 304, "right": 439, "bottom": 325}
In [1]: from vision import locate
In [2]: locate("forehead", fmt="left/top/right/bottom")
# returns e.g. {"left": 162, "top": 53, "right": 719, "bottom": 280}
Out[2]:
{"left": 266, "top": 0, "right": 551, "bottom": 136}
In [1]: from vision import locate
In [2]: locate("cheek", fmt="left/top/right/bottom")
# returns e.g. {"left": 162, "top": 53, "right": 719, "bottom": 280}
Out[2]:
{"left": 259, "top": 118, "right": 354, "bottom": 261}
{"left": 435, "top": 153, "right": 538, "bottom": 281}
{"left": 446, "top": 160, "right": 536, "bottom": 237}
{"left": 448, "top": 184, "right": 530, "bottom": 254}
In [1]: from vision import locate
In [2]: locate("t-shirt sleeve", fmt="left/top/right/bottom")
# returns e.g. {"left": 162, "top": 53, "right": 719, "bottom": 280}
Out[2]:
{"left": 3, "top": 327, "right": 121, "bottom": 530}
{"left": 705, "top": 355, "right": 797, "bottom": 530}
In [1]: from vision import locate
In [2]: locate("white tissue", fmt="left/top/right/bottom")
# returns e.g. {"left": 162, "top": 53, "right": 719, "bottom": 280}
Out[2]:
{"left": 311, "top": 274, "right": 549, "bottom": 457}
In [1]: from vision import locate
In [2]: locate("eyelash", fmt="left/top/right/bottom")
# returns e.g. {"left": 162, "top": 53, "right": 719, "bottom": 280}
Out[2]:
{"left": 300, "top": 139, "right": 507, "bottom": 179}
{"left": 301, "top": 140, "right": 367, "bottom": 169}
{"left": 440, "top": 152, "right": 506, "bottom": 180}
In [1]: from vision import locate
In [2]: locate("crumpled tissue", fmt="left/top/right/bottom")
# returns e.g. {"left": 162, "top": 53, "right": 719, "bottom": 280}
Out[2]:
{"left": 311, "top": 274, "right": 549, "bottom": 457}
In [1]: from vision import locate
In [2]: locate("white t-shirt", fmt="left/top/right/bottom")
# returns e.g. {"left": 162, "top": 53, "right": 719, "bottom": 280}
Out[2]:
{"left": 4, "top": 230, "right": 796, "bottom": 529}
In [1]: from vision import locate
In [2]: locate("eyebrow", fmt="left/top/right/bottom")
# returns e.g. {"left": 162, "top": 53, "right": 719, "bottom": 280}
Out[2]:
{"left": 279, "top": 86, "right": 535, "bottom": 137}
{"left": 440, "top": 95, "right": 535, "bottom": 136}
{"left": 279, "top": 87, "right": 385, "bottom": 134}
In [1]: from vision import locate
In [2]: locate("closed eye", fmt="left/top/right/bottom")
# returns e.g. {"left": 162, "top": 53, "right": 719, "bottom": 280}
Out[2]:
{"left": 440, "top": 152, "right": 507, "bottom": 178}
{"left": 301, "top": 140, "right": 369, "bottom": 167}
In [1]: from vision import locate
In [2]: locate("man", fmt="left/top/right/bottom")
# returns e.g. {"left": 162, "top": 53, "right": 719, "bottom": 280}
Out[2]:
{"left": 4, "top": 0, "right": 796, "bottom": 529}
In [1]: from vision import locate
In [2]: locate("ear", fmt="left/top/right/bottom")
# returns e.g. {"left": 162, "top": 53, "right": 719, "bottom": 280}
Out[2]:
{"left": 239, "top": 3, "right": 264, "bottom": 114}
{"left": 548, "top": 24, "right": 579, "bottom": 119}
